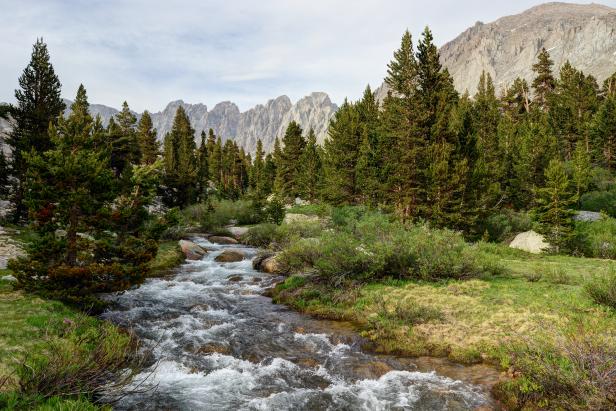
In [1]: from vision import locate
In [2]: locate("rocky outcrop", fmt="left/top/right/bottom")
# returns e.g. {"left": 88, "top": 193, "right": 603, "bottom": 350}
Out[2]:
{"left": 442, "top": 2, "right": 616, "bottom": 96}
{"left": 215, "top": 249, "right": 244, "bottom": 263}
{"left": 574, "top": 211, "right": 604, "bottom": 222}
{"left": 376, "top": 3, "right": 616, "bottom": 102}
{"left": 178, "top": 240, "right": 207, "bottom": 260}
{"left": 509, "top": 231, "right": 550, "bottom": 254}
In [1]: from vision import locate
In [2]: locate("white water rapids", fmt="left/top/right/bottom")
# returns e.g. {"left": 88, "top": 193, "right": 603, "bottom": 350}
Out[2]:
{"left": 101, "top": 237, "right": 495, "bottom": 410}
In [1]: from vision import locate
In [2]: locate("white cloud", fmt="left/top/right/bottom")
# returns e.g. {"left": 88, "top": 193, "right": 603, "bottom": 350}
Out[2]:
{"left": 2, "top": 0, "right": 615, "bottom": 112}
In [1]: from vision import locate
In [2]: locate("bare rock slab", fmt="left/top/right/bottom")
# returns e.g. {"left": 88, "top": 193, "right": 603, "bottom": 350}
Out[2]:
{"left": 178, "top": 240, "right": 207, "bottom": 260}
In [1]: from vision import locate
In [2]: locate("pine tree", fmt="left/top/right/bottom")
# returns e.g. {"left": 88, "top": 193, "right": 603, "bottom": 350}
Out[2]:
{"left": 381, "top": 30, "right": 424, "bottom": 218}
{"left": 571, "top": 143, "right": 592, "bottom": 198}
{"left": 590, "top": 93, "right": 616, "bottom": 171}
{"left": 602, "top": 72, "right": 616, "bottom": 98}
{"left": 196, "top": 130, "right": 209, "bottom": 202}
{"left": 251, "top": 139, "right": 267, "bottom": 200}
{"left": 162, "top": 106, "right": 197, "bottom": 207}
{"left": 355, "top": 127, "right": 380, "bottom": 205}
{"left": 549, "top": 62, "right": 598, "bottom": 159}
{"left": 534, "top": 159, "right": 577, "bottom": 253}
{"left": 11, "top": 85, "right": 159, "bottom": 307}
{"left": 298, "top": 129, "right": 322, "bottom": 202}
{"left": 274, "top": 121, "right": 305, "bottom": 199}
{"left": 501, "top": 77, "right": 531, "bottom": 120}
{"left": 108, "top": 101, "right": 139, "bottom": 176}
{"left": 7, "top": 38, "right": 65, "bottom": 222}
{"left": 137, "top": 110, "right": 160, "bottom": 164}
{"left": 471, "top": 71, "right": 503, "bottom": 210}
{"left": 322, "top": 101, "right": 362, "bottom": 204}
{"left": 531, "top": 48, "right": 555, "bottom": 111}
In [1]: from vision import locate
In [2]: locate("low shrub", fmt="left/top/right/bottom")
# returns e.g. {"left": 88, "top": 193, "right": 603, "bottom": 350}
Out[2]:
{"left": 184, "top": 200, "right": 263, "bottom": 231}
{"left": 279, "top": 209, "right": 504, "bottom": 283}
{"left": 241, "top": 223, "right": 280, "bottom": 248}
{"left": 585, "top": 270, "right": 616, "bottom": 310}
{"left": 278, "top": 238, "right": 323, "bottom": 273}
{"left": 572, "top": 218, "right": 616, "bottom": 259}
{"left": 496, "top": 331, "right": 616, "bottom": 410}
{"left": 286, "top": 203, "right": 332, "bottom": 217}
{"left": 479, "top": 210, "right": 532, "bottom": 243}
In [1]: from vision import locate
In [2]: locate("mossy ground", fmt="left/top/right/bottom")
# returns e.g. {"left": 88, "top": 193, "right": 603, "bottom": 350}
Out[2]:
{"left": 148, "top": 240, "right": 184, "bottom": 275}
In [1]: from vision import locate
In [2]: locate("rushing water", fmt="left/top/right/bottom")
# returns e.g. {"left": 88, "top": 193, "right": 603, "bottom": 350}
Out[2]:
{"left": 102, "top": 237, "right": 497, "bottom": 410}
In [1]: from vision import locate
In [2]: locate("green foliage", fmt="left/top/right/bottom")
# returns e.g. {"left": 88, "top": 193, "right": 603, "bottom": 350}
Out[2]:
{"left": 7, "top": 39, "right": 65, "bottom": 222}
{"left": 137, "top": 110, "right": 160, "bottom": 165}
{"left": 579, "top": 190, "right": 616, "bottom": 217}
{"left": 573, "top": 218, "right": 616, "bottom": 259}
{"left": 162, "top": 106, "right": 197, "bottom": 207}
{"left": 479, "top": 210, "right": 532, "bottom": 243}
{"left": 531, "top": 48, "right": 555, "bottom": 110}
{"left": 279, "top": 209, "right": 503, "bottom": 284}
{"left": 534, "top": 159, "right": 577, "bottom": 252}
{"left": 184, "top": 200, "right": 261, "bottom": 231}
{"left": 497, "top": 331, "right": 616, "bottom": 410}
{"left": 297, "top": 129, "right": 322, "bottom": 201}
{"left": 263, "top": 198, "right": 286, "bottom": 225}
{"left": 274, "top": 121, "right": 305, "bottom": 199}
{"left": 585, "top": 269, "right": 616, "bottom": 309}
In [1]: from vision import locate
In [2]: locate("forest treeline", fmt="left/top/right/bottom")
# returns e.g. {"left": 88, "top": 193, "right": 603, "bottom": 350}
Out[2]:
{"left": 1, "top": 28, "right": 616, "bottom": 305}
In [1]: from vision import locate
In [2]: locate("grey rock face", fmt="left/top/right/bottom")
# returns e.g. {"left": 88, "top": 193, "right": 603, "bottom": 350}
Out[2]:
{"left": 377, "top": 2, "right": 616, "bottom": 101}
{"left": 440, "top": 2, "right": 616, "bottom": 96}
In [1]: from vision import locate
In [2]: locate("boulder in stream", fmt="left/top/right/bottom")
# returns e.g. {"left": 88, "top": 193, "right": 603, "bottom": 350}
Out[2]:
{"left": 226, "top": 226, "right": 249, "bottom": 239}
{"left": 209, "top": 235, "right": 239, "bottom": 245}
{"left": 215, "top": 249, "right": 245, "bottom": 263}
{"left": 178, "top": 240, "right": 207, "bottom": 260}
{"left": 261, "top": 255, "right": 281, "bottom": 274}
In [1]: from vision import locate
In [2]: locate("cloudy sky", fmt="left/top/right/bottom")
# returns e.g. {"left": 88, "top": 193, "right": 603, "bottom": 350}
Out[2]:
{"left": 2, "top": 0, "right": 614, "bottom": 112}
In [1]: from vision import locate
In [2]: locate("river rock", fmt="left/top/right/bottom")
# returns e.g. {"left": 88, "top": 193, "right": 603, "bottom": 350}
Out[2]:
{"left": 252, "top": 251, "right": 275, "bottom": 270}
{"left": 178, "top": 240, "right": 207, "bottom": 260}
{"left": 352, "top": 361, "right": 393, "bottom": 379}
{"left": 209, "top": 235, "right": 239, "bottom": 245}
{"left": 509, "top": 230, "right": 550, "bottom": 254}
{"left": 215, "top": 249, "right": 244, "bottom": 263}
{"left": 196, "top": 343, "right": 231, "bottom": 355}
{"left": 261, "top": 255, "right": 281, "bottom": 274}
{"left": 226, "top": 226, "right": 249, "bottom": 239}
{"left": 227, "top": 275, "right": 243, "bottom": 282}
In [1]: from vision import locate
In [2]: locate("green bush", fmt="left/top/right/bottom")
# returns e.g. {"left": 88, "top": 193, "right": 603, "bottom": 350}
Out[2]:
{"left": 579, "top": 190, "right": 616, "bottom": 217}
{"left": 278, "top": 210, "right": 503, "bottom": 283}
{"left": 480, "top": 210, "right": 532, "bottom": 243}
{"left": 572, "top": 218, "right": 616, "bottom": 259}
{"left": 184, "top": 200, "right": 263, "bottom": 231}
{"left": 241, "top": 223, "right": 280, "bottom": 248}
{"left": 585, "top": 271, "right": 616, "bottom": 310}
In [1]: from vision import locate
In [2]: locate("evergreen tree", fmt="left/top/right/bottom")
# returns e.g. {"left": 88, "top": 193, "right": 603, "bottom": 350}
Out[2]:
{"left": 534, "top": 159, "right": 577, "bottom": 253}
{"left": 381, "top": 30, "right": 424, "bottom": 218}
{"left": 108, "top": 101, "right": 139, "bottom": 176}
{"left": 0, "top": 152, "right": 8, "bottom": 198}
{"left": 298, "top": 129, "right": 322, "bottom": 201}
{"left": 531, "top": 48, "right": 555, "bottom": 111}
{"left": 590, "top": 93, "right": 616, "bottom": 170}
{"left": 602, "top": 72, "right": 616, "bottom": 98}
{"left": 137, "top": 110, "right": 160, "bottom": 164}
{"left": 322, "top": 101, "right": 362, "bottom": 204}
{"left": 501, "top": 77, "right": 531, "bottom": 120}
{"left": 251, "top": 139, "right": 267, "bottom": 200}
{"left": 355, "top": 127, "right": 380, "bottom": 206}
{"left": 162, "top": 106, "right": 197, "bottom": 207}
{"left": 274, "top": 121, "right": 305, "bottom": 199}
{"left": 571, "top": 143, "right": 592, "bottom": 198}
{"left": 7, "top": 39, "right": 65, "bottom": 222}
{"left": 10, "top": 85, "right": 158, "bottom": 308}
{"left": 549, "top": 62, "right": 598, "bottom": 158}
{"left": 472, "top": 72, "right": 503, "bottom": 210}
{"left": 196, "top": 130, "right": 209, "bottom": 202}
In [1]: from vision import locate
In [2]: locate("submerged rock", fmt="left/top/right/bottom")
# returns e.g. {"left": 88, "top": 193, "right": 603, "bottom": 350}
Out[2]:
{"left": 209, "top": 235, "right": 239, "bottom": 245}
{"left": 509, "top": 230, "right": 550, "bottom": 254}
{"left": 178, "top": 240, "right": 207, "bottom": 260}
{"left": 215, "top": 249, "right": 244, "bottom": 263}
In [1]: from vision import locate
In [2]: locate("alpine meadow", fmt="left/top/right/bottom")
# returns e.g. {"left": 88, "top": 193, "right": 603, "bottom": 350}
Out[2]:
{"left": 1, "top": 2, "right": 616, "bottom": 410}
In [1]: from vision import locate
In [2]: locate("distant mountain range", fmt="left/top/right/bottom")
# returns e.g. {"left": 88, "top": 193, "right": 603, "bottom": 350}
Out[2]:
{"left": 61, "top": 92, "right": 337, "bottom": 154}
{"left": 3, "top": 2, "right": 616, "bottom": 154}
